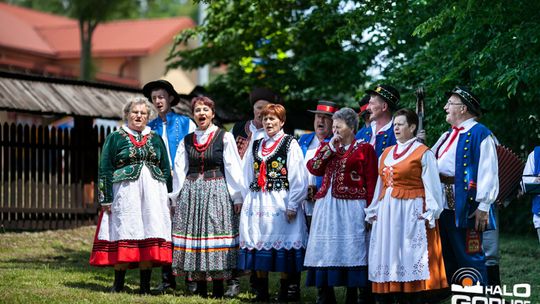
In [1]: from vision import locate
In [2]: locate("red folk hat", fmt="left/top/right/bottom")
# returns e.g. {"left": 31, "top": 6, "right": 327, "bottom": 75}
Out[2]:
{"left": 308, "top": 100, "right": 338, "bottom": 116}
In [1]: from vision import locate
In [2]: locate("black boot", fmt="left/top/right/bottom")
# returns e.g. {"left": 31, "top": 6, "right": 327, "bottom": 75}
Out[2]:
{"left": 487, "top": 265, "right": 501, "bottom": 287}
{"left": 212, "top": 280, "right": 225, "bottom": 298}
{"left": 139, "top": 269, "right": 152, "bottom": 295}
{"left": 316, "top": 286, "right": 337, "bottom": 304}
{"left": 358, "top": 286, "right": 375, "bottom": 304}
{"left": 195, "top": 281, "right": 208, "bottom": 298}
{"left": 250, "top": 272, "right": 259, "bottom": 294}
{"left": 155, "top": 264, "right": 176, "bottom": 293}
{"left": 346, "top": 287, "right": 358, "bottom": 304}
{"left": 375, "top": 294, "right": 394, "bottom": 304}
{"left": 186, "top": 277, "right": 198, "bottom": 294}
{"left": 252, "top": 277, "right": 269, "bottom": 302}
{"left": 110, "top": 270, "right": 126, "bottom": 293}
{"left": 287, "top": 272, "right": 301, "bottom": 302}
{"left": 487, "top": 265, "right": 506, "bottom": 303}
{"left": 277, "top": 278, "right": 289, "bottom": 302}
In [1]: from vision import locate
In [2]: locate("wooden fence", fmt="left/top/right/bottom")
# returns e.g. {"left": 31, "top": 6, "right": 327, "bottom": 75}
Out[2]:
{"left": 0, "top": 122, "right": 114, "bottom": 230}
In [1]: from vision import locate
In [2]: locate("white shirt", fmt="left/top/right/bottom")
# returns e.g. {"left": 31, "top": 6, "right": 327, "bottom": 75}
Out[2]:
{"left": 370, "top": 120, "right": 393, "bottom": 146}
{"left": 523, "top": 150, "right": 540, "bottom": 184}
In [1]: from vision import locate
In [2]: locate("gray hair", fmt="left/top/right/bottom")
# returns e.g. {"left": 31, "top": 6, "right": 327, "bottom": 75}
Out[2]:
{"left": 122, "top": 97, "right": 156, "bottom": 122}
{"left": 333, "top": 107, "right": 359, "bottom": 133}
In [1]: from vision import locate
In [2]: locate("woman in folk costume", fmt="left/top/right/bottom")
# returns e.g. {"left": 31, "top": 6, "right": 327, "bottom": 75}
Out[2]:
{"left": 89, "top": 97, "right": 172, "bottom": 295}
{"left": 170, "top": 96, "right": 244, "bottom": 298}
{"left": 365, "top": 108, "right": 448, "bottom": 304}
{"left": 304, "top": 107, "right": 378, "bottom": 304}
{"left": 238, "top": 103, "right": 309, "bottom": 302}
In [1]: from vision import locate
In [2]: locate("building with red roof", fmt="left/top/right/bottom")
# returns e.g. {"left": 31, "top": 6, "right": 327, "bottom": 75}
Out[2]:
{"left": 0, "top": 2, "right": 197, "bottom": 92}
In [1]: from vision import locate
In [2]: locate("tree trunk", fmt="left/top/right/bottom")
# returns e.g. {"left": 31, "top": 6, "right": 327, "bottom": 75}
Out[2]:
{"left": 78, "top": 19, "right": 97, "bottom": 81}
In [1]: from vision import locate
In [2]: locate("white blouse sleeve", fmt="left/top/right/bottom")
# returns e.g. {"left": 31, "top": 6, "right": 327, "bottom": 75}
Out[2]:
{"left": 169, "top": 138, "right": 189, "bottom": 207}
{"left": 223, "top": 132, "right": 246, "bottom": 204}
{"left": 286, "top": 140, "right": 308, "bottom": 212}
{"left": 365, "top": 156, "right": 384, "bottom": 223}
{"left": 421, "top": 150, "right": 444, "bottom": 228}
{"left": 241, "top": 142, "right": 255, "bottom": 200}
{"left": 476, "top": 135, "right": 499, "bottom": 211}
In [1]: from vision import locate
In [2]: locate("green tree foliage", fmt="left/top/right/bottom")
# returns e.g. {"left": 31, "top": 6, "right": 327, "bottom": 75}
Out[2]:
{"left": 170, "top": 0, "right": 540, "bottom": 150}
{"left": 380, "top": 0, "right": 540, "bottom": 154}
{"left": 168, "top": 0, "right": 387, "bottom": 123}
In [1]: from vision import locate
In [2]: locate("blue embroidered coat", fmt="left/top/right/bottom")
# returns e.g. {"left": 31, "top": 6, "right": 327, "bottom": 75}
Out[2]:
{"left": 532, "top": 147, "right": 540, "bottom": 215}
{"left": 355, "top": 125, "right": 396, "bottom": 157}
{"left": 298, "top": 132, "right": 328, "bottom": 189}
{"left": 148, "top": 112, "right": 192, "bottom": 165}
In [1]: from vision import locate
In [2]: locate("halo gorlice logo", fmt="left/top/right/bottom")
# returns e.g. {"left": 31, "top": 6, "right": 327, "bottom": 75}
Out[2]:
{"left": 451, "top": 268, "right": 532, "bottom": 304}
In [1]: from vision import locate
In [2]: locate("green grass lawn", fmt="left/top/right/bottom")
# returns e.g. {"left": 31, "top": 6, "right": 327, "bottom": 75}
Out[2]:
{"left": 0, "top": 226, "right": 538, "bottom": 303}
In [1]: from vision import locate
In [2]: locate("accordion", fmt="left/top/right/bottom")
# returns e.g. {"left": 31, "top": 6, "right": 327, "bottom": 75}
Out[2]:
{"left": 495, "top": 145, "right": 524, "bottom": 206}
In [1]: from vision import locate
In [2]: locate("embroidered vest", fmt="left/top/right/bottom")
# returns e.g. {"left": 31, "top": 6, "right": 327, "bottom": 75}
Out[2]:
{"left": 232, "top": 120, "right": 252, "bottom": 158}
{"left": 184, "top": 129, "right": 225, "bottom": 176}
{"left": 249, "top": 135, "right": 293, "bottom": 192}
{"left": 378, "top": 145, "right": 428, "bottom": 201}
{"left": 450, "top": 123, "right": 497, "bottom": 229}
{"left": 532, "top": 146, "right": 540, "bottom": 215}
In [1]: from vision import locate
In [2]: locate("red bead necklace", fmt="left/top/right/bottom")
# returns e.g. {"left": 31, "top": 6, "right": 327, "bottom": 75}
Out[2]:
{"left": 257, "top": 134, "right": 285, "bottom": 191}
{"left": 128, "top": 133, "right": 148, "bottom": 148}
{"left": 261, "top": 134, "right": 284, "bottom": 156}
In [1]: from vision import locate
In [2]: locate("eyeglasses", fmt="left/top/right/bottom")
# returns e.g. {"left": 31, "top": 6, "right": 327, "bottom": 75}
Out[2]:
{"left": 445, "top": 101, "right": 464, "bottom": 107}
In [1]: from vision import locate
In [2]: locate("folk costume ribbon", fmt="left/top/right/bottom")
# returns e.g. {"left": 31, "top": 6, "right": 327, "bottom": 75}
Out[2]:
{"left": 193, "top": 131, "right": 215, "bottom": 172}
{"left": 437, "top": 126, "right": 464, "bottom": 159}
{"left": 257, "top": 134, "right": 284, "bottom": 191}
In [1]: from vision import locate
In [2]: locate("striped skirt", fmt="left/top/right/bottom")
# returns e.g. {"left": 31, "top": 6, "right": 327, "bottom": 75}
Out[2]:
{"left": 172, "top": 176, "right": 239, "bottom": 281}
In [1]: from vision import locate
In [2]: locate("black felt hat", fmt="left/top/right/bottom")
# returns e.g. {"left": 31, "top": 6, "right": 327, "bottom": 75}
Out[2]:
{"left": 249, "top": 87, "right": 282, "bottom": 105}
{"left": 142, "top": 80, "right": 180, "bottom": 106}
{"left": 365, "top": 84, "right": 400, "bottom": 110}
{"left": 445, "top": 86, "right": 482, "bottom": 116}
{"left": 179, "top": 85, "right": 207, "bottom": 102}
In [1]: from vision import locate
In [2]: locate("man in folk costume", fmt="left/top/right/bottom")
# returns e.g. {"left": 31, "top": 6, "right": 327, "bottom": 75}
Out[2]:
{"left": 298, "top": 100, "right": 338, "bottom": 223}
{"left": 231, "top": 87, "right": 282, "bottom": 160}
{"left": 355, "top": 95, "right": 372, "bottom": 141}
{"left": 295, "top": 100, "right": 337, "bottom": 301}
{"left": 143, "top": 80, "right": 196, "bottom": 293}
{"left": 433, "top": 86, "right": 499, "bottom": 286}
{"left": 228, "top": 87, "right": 282, "bottom": 297}
{"left": 522, "top": 146, "right": 540, "bottom": 243}
{"left": 358, "top": 85, "right": 399, "bottom": 157}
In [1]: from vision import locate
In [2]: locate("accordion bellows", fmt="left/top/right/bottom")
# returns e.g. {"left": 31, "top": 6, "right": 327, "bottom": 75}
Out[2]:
{"left": 496, "top": 145, "right": 524, "bottom": 204}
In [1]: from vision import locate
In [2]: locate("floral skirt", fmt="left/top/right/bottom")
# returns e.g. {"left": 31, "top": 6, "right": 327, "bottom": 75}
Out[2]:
{"left": 172, "top": 177, "right": 239, "bottom": 281}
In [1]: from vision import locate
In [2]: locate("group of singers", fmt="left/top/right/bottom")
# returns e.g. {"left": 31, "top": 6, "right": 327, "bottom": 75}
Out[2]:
{"left": 88, "top": 79, "right": 532, "bottom": 304}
